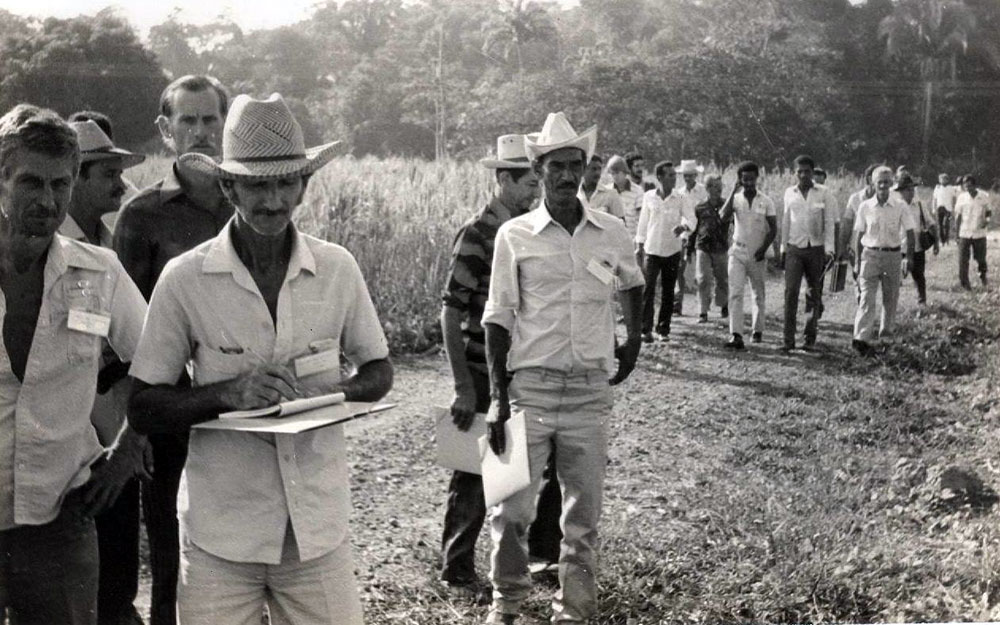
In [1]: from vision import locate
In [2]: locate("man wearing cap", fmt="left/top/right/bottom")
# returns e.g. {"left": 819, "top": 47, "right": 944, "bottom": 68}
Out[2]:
{"left": 686, "top": 174, "right": 730, "bottom": 323}
{"left": 482, "top": 112, "right": 645, "bottom": 624}
{"left": 636, "top": 161, "right": 695, "bottom": 341}
{"left": 62, "top": 118, "right": 151, "bottom": 625}
{"left": 439, "top": 134, "right": 561, "bottom": 598}
{"left": 0, "top": 104, "right": 147, "bottom": 624}
{"left": 127, "top": 93, "right": 393, "bottom": 624}
{"left": 721, "top": 161, "right": 777, "bottom": 350}
{"left": 112, "top": 74, "right": 232, "bottom": 625}
{"left": 933, "top": 173, "right": 957, "bottom": 245}
{"left": 578, "top": 154, "right": 624, "bottom": 221}
{"left": 674, "top": 160, "right": 707, "bottom": 316}
{"left": 779, "top": 155, "right": 837, "bottom": 352}
{"left": 852, "top": 166, "right": 916, "bottom": 356}
{"left": 897, "top": 174, "right": 939, "bottom": 304}
{"left": 954, "top": 174, "right": 991, "bottom": 289}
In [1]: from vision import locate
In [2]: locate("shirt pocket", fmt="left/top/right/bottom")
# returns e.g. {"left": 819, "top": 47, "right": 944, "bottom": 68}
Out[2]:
{"left": 192, "top": 344, "right": 249, "bottom": 384}
{"left": 62, "top": 281, "right": 104, "bottom": 364}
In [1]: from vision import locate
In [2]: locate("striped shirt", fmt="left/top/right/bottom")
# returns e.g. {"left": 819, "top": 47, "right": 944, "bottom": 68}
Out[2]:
{"left": 441, "top": 196, "right": 517, "bottom": 373}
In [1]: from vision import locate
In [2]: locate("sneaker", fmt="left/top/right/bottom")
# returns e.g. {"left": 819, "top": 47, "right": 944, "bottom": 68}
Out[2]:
{"left": 442, "top": 580, "right": 479, "bottom": 602}
{"left": 641, "top": 332, "right": 654, "bottom": 344}
{"left": 724, "top": 334, "right": 745, "bottom": 350}
{"left": 751, "top": 332, "right": 762, "bottom": 344}
{"left": 698, "top": 313, "right": 709, "bottom": 323}
{"left": 720, "top": 306, "right": 729, "bottom": 318}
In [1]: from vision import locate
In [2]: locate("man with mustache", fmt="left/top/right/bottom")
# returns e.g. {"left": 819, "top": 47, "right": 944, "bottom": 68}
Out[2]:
{"left": 112, "top": 74, "right": 233, "bottom": 625}
{"left": 61, "top": 118, "right": 150, "bottom": 625}
{"left": 0, "top": 104, "right": 147, "bottom": 625}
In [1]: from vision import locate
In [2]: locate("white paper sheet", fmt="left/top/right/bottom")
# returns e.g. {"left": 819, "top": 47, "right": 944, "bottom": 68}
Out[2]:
{"left": 478, "top": 412, "right": 530, "bottom": 508}
{"left": 194, "top": 402, "right": 395, "bottom": 434}
{"left": 434, "top": 406, "right": 487, "bottom": 474}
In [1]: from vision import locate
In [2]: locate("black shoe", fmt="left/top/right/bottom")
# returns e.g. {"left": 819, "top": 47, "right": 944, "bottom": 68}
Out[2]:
{"left": 656, "top": 331, "right": 670, "bottom": 341}
{"left": 725, "top": 334, "right": 745, "bottom": 350}
{"left": 780, "top": 344, "right": 794, "bottom": 353}
{"left": 852, "top": 339, "right": 873, "bottom": 356}
{"left": 720, "top": 306, "right": 729, "bottom": 318}
{"left": 641, "top": 332, "right": 654, "bottom": 344}
{"left": 803, "top": 336, "right": 816, "bottom": 350}
{"left": 751, "top": 332, "right": 762, "bottom": 343}
{"left": 698, "top": 313, "right": 709, "bottom": 323}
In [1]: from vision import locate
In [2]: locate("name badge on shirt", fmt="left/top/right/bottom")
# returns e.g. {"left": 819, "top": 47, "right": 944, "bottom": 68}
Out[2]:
{"left": 294, "top": 349, "right": 338, "bottom": 378}
{"left": 587, "top": 258, "right": 614, "bottom": 285}
{"left": 67, "top": 309, "right": 110, "bottom": 337}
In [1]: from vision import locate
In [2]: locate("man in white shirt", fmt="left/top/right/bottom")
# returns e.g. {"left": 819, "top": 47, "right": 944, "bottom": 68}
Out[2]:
{"left": 578, "top": 154, "right": 624, "bottom": 220}
{"left": 720, "top": 161, "right": 777, "bottom": 350}
{"left": 607, "top": 155, "right": 643, "bottom": 238}
{"left": 954, "top": 174, "right": 991, "bottom": 289}
{"left": 852, "top": 166, "right": 916, "bottom": 355}
{"left": 933, "top": 173, "right": 957, "bottom": 245}
{"left": 780, "top": 155, "right": 837, "bottom": 351}
{"left": 674, "top": 160, "right": 707, "bottom": 316}
{"left": 635, "top": 161, "right": 695, "bottom": 341}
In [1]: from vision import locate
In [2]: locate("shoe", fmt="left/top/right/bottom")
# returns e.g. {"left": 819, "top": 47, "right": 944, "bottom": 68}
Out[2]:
{"left": 751, "top": 332, "right": 762, "bottom": 344}
{"left": 442, "top": 580, "right": 480, "bottom": 602}
{"left": 528, "top": 558, "right": 559, "bottom": 575}
{"left": 803, "top": 336, "right": 816, "bottom": 350}
{"left": 484, "top": 609, "right": 518, "bottom": 624}
{"left": 720, "top": 306, "right": 729, "bottom": 318}
{"left": 656, "top": 331, "right": 670, "bottom": 341}
{"left": 698, "top": 313, "right": 709, "bottom": 323}
{"left": 852, "top": 339, "right": 873, "bottom": 356}
{"left": 641, "top": 332, "right": 654, "bottom": 344}
{"left": 724, "top": 334, "right": 745, "bottom": 350}
{"left": 780, "top": 344, "right": 794, "bottom": 353}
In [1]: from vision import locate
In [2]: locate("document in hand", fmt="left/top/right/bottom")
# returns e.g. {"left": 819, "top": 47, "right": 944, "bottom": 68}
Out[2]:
{"left": 194, "top": 399, "right": 395, "bottom": 434}
{"left": 434, "top": 406, "right": 487, "bottom": 475}
{"left": 478, "top": 412, "right": 530, "bottom": 508}
{"left": 219, "top": 392, "right": 347, "bottom": 419}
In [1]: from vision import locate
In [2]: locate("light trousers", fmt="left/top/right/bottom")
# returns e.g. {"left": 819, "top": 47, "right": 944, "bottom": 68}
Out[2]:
{"left": 695, "top": 249, "right": 728, "bottom": 315}
{"left": 854, "top": 247, "right": 902, "bottom": 342}
{"left": 727, "top": 247, "right": 766, "bottom": 336}
{"left": 489, "top": 368, "right": 612, "bottom": 623}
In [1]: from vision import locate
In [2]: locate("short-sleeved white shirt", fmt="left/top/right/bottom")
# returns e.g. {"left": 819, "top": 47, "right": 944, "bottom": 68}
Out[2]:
{"left": 730, "top": 190, "right": 776, "bottom": 253}
{"left": 955, "top": 190, "right": 991, "bottom": 239}
{"left": 853, "top": 195, "right": 916, "bottom": 248}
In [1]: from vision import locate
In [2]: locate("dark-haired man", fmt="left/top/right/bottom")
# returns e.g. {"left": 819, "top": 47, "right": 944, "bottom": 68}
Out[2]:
{"left": 0, "top": 104, "right": 147, "bottom": 625}
{"left": 955, "top": 174, "right": 991, "bottom": 289}
{"left": 933, "top": 173, "right": 957, "bottom": 245}
{"left": 68, "top": 111, "right": 140, "bottom": 206}
{"left": 578, "top": 154, "right": 624, "bottom": 220}
{"left": 439, "top": 134, "right": 562, "bottom": 599}
{"left": 624, "top": 152, "right": 654, "bottom": 193}
{"left": 112, "top": 74, "right": 233, "bottom": 625}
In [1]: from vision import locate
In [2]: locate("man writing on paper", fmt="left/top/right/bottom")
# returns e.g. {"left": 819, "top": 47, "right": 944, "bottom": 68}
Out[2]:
{"left": 439, "top": 134, "right": 562, "bottom": 599}
{"left": 127, "top": 94, "right": 392, "bottom": 625}
{"left": 481, "top": 112, "right": 645, "bottom": 624}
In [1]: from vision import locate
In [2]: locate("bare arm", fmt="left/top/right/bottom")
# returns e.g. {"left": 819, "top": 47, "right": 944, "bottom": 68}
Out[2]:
{"left": 484, "top": 322, "right": 512, "bottom": 455}
{"left": 610, "top": 285, "right": 643, "bottom": 386}
{"left": 441, "top": 305, "right": 477, "bottom": 427}
{"left": 757, "top": 215, "right": 777, "bottom": 261}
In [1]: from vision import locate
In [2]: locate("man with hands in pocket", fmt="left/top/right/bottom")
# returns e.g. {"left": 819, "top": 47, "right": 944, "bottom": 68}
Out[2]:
{"left": 127, "top": 94, "right": 392, "bottom": 625}
{"left": 480, "top": 113, "right": 644, "bottom": 625}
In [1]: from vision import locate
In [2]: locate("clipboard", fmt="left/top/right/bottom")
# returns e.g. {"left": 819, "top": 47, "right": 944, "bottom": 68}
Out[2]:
{"left": 478, "top": 412, "right": 531, "bottom": 508}
{"left": 193, "top": 401, "right": 395, "bottom": 434}
{"left": 434, "top": 406, "right": 487, "bottom": 474}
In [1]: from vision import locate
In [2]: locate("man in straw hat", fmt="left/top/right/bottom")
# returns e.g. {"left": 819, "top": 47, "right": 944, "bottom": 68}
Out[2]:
{"left": 674, "top": 159, "right": 707, "bottom": 316}
{"left": 127, "top": 93, "right": 393, "bottom": 624}
{"left": 482, "top": 112, "right": 645, "bottom": 623}
{"left": 896, "top": 173, "right": 939, "bottom": 305}
{"left": 852, "top": 165, "right": 915, "bottom": 356}
{"left": 0, "top": 104, "right": 148, "bottom": 624}
{"left": 61, "top": 118, "right": 151, "bottom": 625}
{"left": 112, "top": 74, "right": 233, "bottom": 625}
{"left": 439, "top": 134, "right": 562, "bottom": 599}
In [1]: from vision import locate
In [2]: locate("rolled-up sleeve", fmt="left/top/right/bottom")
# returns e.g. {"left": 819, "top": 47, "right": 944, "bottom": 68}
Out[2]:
{"left": 340, "top": 254, "right": 390, "bottom": 367}
{"left": 129, "top": 263, "right": 192, "bottom": 386}
{"left": 481, "top": 226, "right": 518, "bottom": 331}
{"left": 823, "top": 189, "right": 837, "bottom": 251}
{"left": 635, "top": 193, "right": 651, "bottom": 244}
{"left": 107, "top": 259, "right": 148, "bottom": 363}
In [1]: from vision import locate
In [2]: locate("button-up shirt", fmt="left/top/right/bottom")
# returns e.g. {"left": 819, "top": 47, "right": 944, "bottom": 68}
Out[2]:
{"left": 955, "top": 190, "right": 991, "bottom": 239}
{"left": 781, "top": 183, "right": 837, "bottom": 252}
{"left": 578, "top": 185, "right": 624, "bottom": 220}
{"left": 731, "top": 190, "right": 776, "bottom": 253}
{"left": 843, "top": 187, "right": 872, "bottom": 225}
{"left": 614, "top": 180, "right": 644, "bottom": 239}
{"left": 113, "top": 164, "right": 234, "bottom": 300}
{"left": 129, "top": 219, "right": 389, "bottom": 564}
{"left": 482, "top": 200, "right": 644, "bottom": 375}
{"left": 1, "top": 236, "right": 146, "bottom": 529}
{"left": 677, "top": 182, "right": 708, "bottom": 213}
{"left": 933, "top": 184, "right": 958, "bottom": 213}
{"left": 635, "top": 189, "right": 695, "bottom": 258}
{"left": 854, "top": 195, "right": 916, "bottom": 248}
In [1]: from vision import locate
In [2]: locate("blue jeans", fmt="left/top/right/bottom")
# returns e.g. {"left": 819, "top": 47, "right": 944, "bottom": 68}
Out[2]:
{"left": 441, "top": 368, "right": 563, "bottom": 584}
{"left": 0, "top": 490, "right": 99, "bottom": 625}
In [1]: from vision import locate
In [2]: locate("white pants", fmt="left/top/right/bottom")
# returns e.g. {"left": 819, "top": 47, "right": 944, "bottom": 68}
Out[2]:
{"left": 727, "top": 247, "right": 766, "bottom": 336}
{"left": 854, "top": 247, "right": 902, "bottom": 342}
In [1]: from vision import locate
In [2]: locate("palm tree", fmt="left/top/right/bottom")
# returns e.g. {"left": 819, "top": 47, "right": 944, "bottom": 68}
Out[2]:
{"left": 879, "top": 0, "right": 1000, "bottom": 165}
{"left": 481, "top": 0, "right": 557, "bottom": 90}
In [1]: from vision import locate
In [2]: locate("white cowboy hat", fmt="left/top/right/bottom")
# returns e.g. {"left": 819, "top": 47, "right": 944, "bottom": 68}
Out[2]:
{"left": 676, "top": 159, "right": 704, "bottom": 175}
{"left": 524, "top": 112, "right": 597, "bottom": 162}
{"left": 71, "top": 120, "right": 145, "bottom": 169}
{"left": 480, "top": 134, "right": 535, "bottom": 169}
{"left": 180, "top": 93, "right": 342, "bottom": 179}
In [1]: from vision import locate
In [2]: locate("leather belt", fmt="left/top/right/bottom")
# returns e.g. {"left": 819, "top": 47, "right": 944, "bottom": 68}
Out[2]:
{"left": 866, "top": 246, "right": 901, "bottom": 252}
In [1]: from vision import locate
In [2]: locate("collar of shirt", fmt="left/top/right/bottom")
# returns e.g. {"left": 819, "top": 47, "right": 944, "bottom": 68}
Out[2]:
{"left": 528, "top": 199, "right": 604, "bottom": 235}
{"left": 201, "top": 218, "right": 317, "bottom": 289}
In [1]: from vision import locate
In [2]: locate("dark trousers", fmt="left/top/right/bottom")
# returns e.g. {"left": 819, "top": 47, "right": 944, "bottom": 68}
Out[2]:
{"left": 141, "top": 432, "right": 188, "bottom": 625}
{"left": 911, "top": 249, "right": 927, "bottom": 303}
{"left": 783, "top": 245, "right": 825, "bottom": 347}
{"left": 95, "top": 478, "right": 143, "bottom": 625}
{"left": 958, "top": 237, "right": 988, "bottom": 287}
{"left": 937, "top": 207, "right": 951, "bottom": 244}
{"left": 441, "top": 369, "right": 562, "bottom": 583}
{"left": 1, "top": 491, "right": 99, "bottom": 625}
{"left": 642, "top": 252, "right": 681, "bottom": 335}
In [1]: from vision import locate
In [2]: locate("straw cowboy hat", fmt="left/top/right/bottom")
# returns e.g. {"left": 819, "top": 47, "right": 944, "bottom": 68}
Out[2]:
{"left": 180, "top": 93, "right": 341, "bottom": 179}
{"left": 676, "top": 159, "right": 704, "bottom": 175}
{"left": 480, "top": 134, "right": 536, "bottom": 169}
{"left": 524, "top": 112, "right": 597, "bottom": 162}
{"left": 71, "top": 120, "right": 145, "bottom": 169}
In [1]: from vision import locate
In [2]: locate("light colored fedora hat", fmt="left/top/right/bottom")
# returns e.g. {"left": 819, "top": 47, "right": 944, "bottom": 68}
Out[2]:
{"left": 71, "top": 120, "right": 145, "bottom": 169}
{"left": 676, "top": 159, "right": 704, "bottom": 175}
{"left": 180, "top": 93, "right": 341, "bottom": 179}
{"left": 524, "top": 112, "right": 597, "bottom": 162}
{"left": 480, "top": 134, "right": 535, "bottom": 169}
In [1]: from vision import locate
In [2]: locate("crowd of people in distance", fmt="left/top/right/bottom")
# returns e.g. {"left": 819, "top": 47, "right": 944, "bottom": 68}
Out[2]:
{"left": 0, "top": 71, "right": 994, "bottom": 625}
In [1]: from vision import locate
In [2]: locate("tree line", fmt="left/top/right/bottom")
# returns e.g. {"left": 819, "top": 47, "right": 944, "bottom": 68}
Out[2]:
{"left": 2, "top": 0, "right": 999, "bottom": 180}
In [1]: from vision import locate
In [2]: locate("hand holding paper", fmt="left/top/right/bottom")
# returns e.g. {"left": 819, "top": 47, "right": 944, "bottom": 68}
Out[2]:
{"left": 479, "top": 411, "right": 530, "bottom": 508}
{"left": 220, "top": 362, "right": 301, "bottom": 411}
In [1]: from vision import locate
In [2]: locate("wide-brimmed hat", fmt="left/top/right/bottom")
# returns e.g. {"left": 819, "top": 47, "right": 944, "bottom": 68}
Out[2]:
{"left": 71, "top": 120, "right": 145, "bottom": 169}
{"left": 480, "top": 134, "right": 535, "bottom": 169}
{"left": 524, "top": 112, "right": 596, "bottom": 162}
{"left": 894, "top": 174, "right": 917, "bottom": 191}
{"left": 676, "top": 159, "right": 704, "bottom": 175}
{"left": 180, "top": 93, "right": 341, "bottom": 179}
